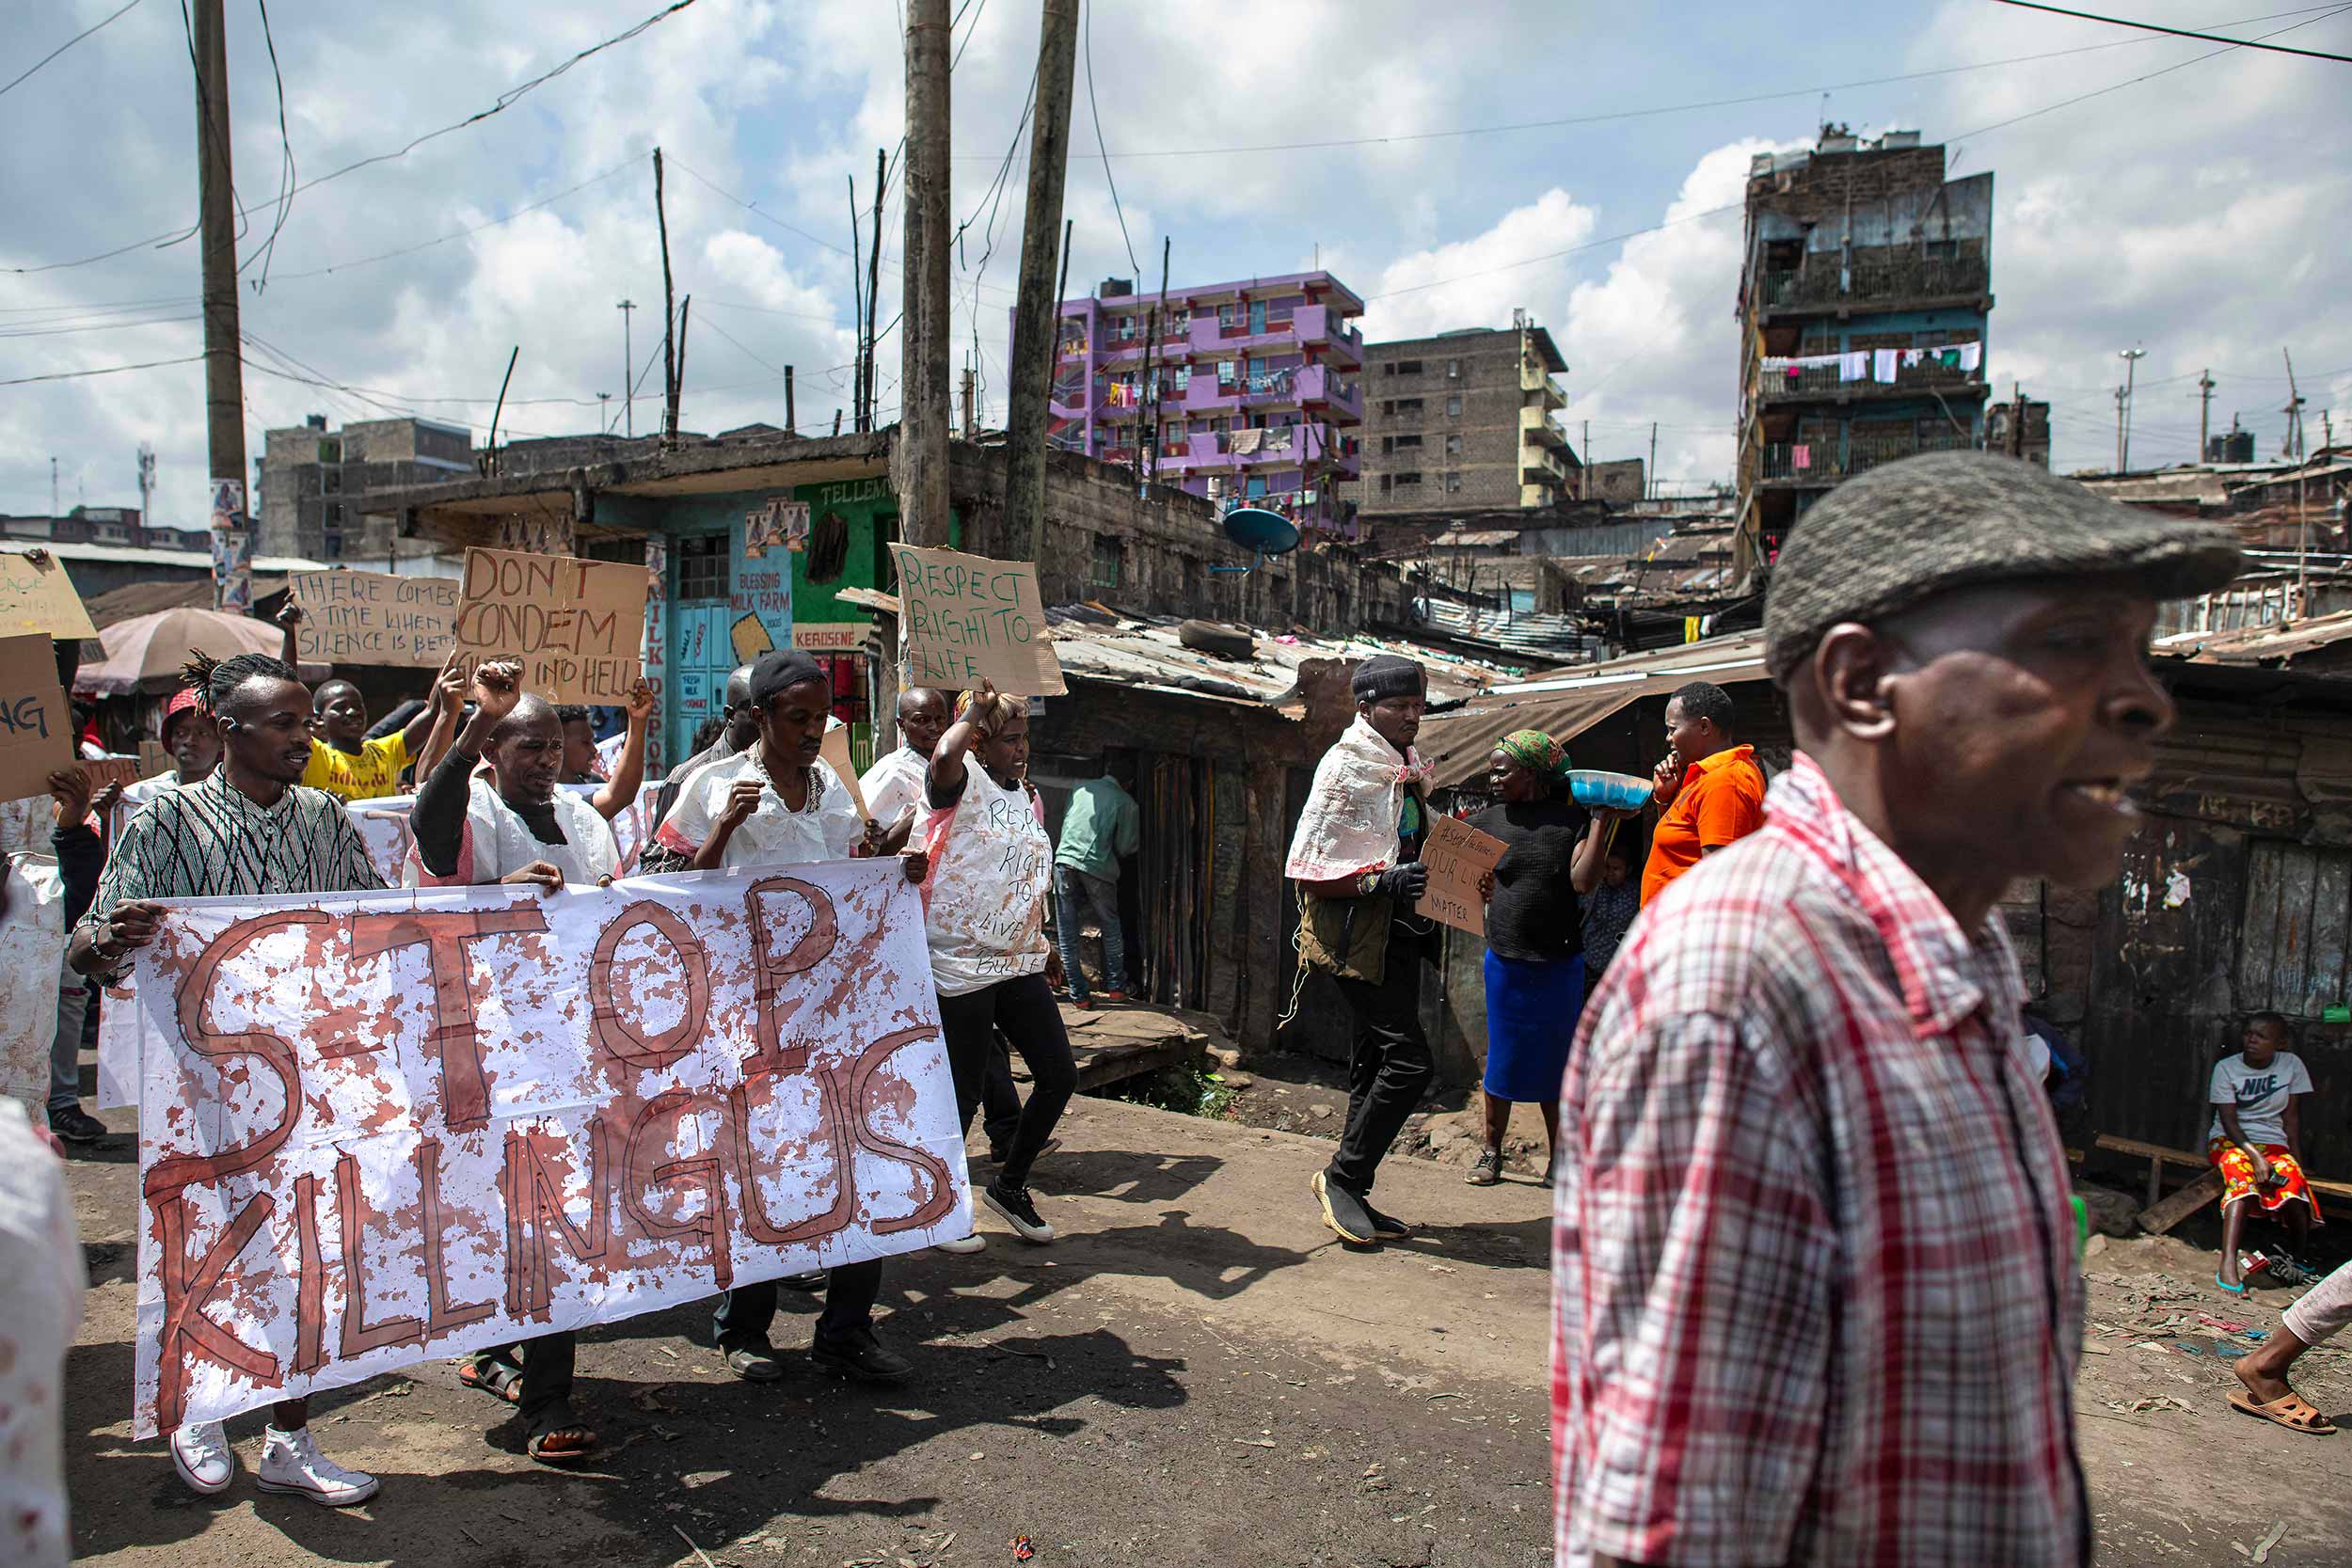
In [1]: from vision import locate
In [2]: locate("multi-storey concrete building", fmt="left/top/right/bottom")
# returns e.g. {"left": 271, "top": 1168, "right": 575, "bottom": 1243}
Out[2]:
{"left": 1348, "top": 314, "right": 1575, "bottom": 522}
{"left": 258, "top": 416, "right": 475, "bottom": 561}
{"left": 1039, "top": 271, "right": 1365, "bottom": 534}
{"left": 1736, "top": 127, "right": 1994, "bottom": 570}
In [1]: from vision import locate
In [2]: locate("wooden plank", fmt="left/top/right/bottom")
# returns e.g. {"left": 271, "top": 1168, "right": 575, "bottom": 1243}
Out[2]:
{"left": 2137, "top": 1166, "right": 2225, "bottom": 1234}
{"left": 2306, "top": 852, "right": 2352, "bottom": 1017}
{"left": 2239, "top": 841, "right": 2283, "bottom": 1011}
{"left": 2095, "top": 1133, "right": 2352, "bottom": 1197}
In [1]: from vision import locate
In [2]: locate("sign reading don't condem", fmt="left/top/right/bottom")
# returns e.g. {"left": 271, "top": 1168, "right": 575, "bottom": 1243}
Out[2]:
{"left": 453, "top": 547, "right": 647, "bottom": 703}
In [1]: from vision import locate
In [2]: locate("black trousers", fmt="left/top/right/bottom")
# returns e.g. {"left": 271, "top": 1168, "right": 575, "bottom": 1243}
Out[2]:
{"left": 463, "top": 1331, "right": 576, "bottom": 1426}
{"left": 939, "top": 973, "right": 1076, "bottom": 1188}
{"left": 713, "top": 1259, "right": 884, "bottom": 1350}
{"left": 982, "top": 1029, "right": 1024, "bottom": 1153}
{"left": 1326, "top": 930, "right": 1436, "bottom": 1196}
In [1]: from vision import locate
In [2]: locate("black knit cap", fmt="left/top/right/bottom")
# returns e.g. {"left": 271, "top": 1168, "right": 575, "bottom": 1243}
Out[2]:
{"left": 1351, "top": 654, "right": 1426, "bottom": 703}
{"left": 747, "top": 648, "right": 828, "bottom": 705}
{"left": 1763, "top": 451, "right": 2243, "bottom": 680}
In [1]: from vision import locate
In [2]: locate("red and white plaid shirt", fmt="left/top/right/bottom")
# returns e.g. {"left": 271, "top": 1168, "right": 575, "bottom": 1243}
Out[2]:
{"left": 1553, "top": 753, "right": 2086, "bottom": 1568}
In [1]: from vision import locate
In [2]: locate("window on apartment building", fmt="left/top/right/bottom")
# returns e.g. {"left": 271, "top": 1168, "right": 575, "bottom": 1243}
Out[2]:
{"left": 675, "top": 532, "right": 729, "bottom": 600}
{"left": 1173, "top": 365, "right": 1190, "bottom": 391}
{"left": 1445, "top": 434, "right": 1463, "bottom": 457}
{"left": 1446, "top": 394, "right": 1462, "bottom": 418}
{"left": 1383, "top": 434, "right": 1422, "bottom": 454}
{"left": 1396, "top": 358, "right": 1423, "bottom": 374}
{"left": 1379, "top": 474, "right": 1393, "bottom": 494}
{"left": 1395, "top": 471, "right": 1422, "bottom": 487}
{"left": 1217, "top": 359, "right": 1236, "bottom": 386}
{"left": 1446, "top": 358, "right": 1460, "bottom": 378}
{"left": 1381, "top": 361, "right": 1396, "bottom": 376}
{"left": 322, "top": 468, "right": 342, "bottom": 493}
{"left": 1395, "top": 397, "right": 1422, "bottom": 416}
{"left": 1445, "top": 472, "right": 1462, "bottom": 493}
{"left": 1089, "top": 534, "right": 1123, "bottom": 588}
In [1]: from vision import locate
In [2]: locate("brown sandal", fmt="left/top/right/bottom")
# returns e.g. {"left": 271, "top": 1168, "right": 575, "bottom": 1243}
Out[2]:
{"left": 458, "top": 1360, "right": 523, "bottom": 1405}
{"left": 2229, "top": 1386, "right": 2338, "bottom": 1434}
{"left": 525, "top": 1408, "right": 600, "bottom": 1465}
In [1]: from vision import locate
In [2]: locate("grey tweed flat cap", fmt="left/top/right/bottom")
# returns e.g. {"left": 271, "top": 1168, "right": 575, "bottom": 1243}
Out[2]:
{"left": 1762, "top": 451, "right": 2243, "bottom": 679}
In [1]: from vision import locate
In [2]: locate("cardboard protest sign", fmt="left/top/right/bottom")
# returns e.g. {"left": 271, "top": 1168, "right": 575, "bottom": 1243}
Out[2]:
{"left": 1415, "top": 814, "right": 1508, "bottom": 938}
{"left": 79, "top": 755, "right": 142, "bottom": 793}
{"left": 0, "top": 550, "right": 99, "bottom": 641}
{"left": 888, "top": 545, "right": 1066, "bottom": 696}
{"left": 116, "top": 859, "right": 962, "bottom": 1438}
{"left": 818, "top": 726, "right": 871, "bottom": 821}
{"left": 0, "top": 633, "right": 73, "bottom": 803}
{"left": 453, "top": 548, "right": 646, "bottom": 703}
{"left": 140, "top": 740, "right": 170, "bottom": 777}
{"left": 289, "top": 570, "right": 460, "bottom": 667}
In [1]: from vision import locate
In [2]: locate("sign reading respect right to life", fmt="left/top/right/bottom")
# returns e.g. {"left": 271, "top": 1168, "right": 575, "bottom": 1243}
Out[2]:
{"left": 887, "top": 544, "right": 1066, "bottom": 697}
{"left": 453, "top": 547, "right": 647, "bottom": 703}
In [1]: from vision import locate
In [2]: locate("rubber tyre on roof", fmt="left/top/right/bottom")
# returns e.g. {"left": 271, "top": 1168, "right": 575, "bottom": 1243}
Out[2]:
{"left": 1178, "top": 619, "right": 1256, "bottom": 660}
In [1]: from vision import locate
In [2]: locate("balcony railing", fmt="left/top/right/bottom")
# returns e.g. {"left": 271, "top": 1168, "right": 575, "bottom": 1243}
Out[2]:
{"left": 1762, "top": 428, "right": 1978, "bottom": 482}
{"left": 1758, "top": 356, "right": 1986, "bottom": 398}
{"left": 1758, "top": 256, "right": 1991, "bottom": 309}
{"left": 1761, "top": 443, "right": 1845, "bottom": 482}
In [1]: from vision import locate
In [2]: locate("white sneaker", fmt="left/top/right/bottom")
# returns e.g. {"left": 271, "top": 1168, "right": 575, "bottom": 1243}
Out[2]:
{"left": 169, "top": 1419, "right": 236, "bottom": 1496}
{"left": 257, "top": 1426, "right": 379, "bottom": 1507}
{"left": 934, "top": 1232, "right": 987, "bottom": 1254}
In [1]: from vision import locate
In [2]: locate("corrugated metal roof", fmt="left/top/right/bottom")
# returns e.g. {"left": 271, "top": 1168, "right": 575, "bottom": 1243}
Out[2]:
{"left": 2154, "top": 609, "right": 2352, "bottom": 670}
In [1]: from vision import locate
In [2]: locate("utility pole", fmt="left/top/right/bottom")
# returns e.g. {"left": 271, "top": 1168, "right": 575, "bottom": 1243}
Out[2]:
{"left": 598, "top": 391, "right": 612, "bottom": 432}
{"left": 897, "top": 0, "right": 953, "bottom": 548}
{"left": 137, "top": 442, "right": 155, "bottom": 523}
{"left": 1647, "top": 422, "right": 1658, "bottom": 501}
{"left": 617, "top": 301, "right": 637, "bottom": 436}
{"left": 1138, "top": 236, "right": 1171, "bottom": 497}
{"left": 654, "top": 151, "right": 680, "bottom": 449}
{"left": 1004, "top": 0, "right": 1081, "bottom": 559}
{"left": 786, "top": 365, "right": 797, "bottom": 435}
{"left": 960, "top": 363, "right": 976, "bottom": 437}
{"left": 2009, "top": 382, "right": 2026, "bottom": 458}
{"left": 2118, "top": 346, "right": 2146, "bottom": 473}
{"left": 1581, "top": 420, "right": 1590, "bottom": 499}
{"left": 2287, "top": 348, "right": 2308, "bottom": 614}
{"left": 2197, "top": 367, "right": 2215, "bottom": 462}
{"left": 191, "top": 0, "right": 248, "bottom": 608}
{"left": 866, "top": 147, "right": 886, "bottom": 430}
{"left": 50, "top": 457, "right": 59, "bottom": 520}
{"left": 849, "top": 175, "right": 866, "bottom": 435}
{"left": 2113, "top": 385, "right": 2128, "bottom": 474}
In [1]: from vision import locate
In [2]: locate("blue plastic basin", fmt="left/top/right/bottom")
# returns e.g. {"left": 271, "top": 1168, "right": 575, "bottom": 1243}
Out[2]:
{"left": 1567, "top": 769, "right": 1653, "bottom": 812}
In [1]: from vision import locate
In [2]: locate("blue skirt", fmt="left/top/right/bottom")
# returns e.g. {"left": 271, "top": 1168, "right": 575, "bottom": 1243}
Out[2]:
{"left": 1482, "top": 950, "right": 1585, "bottom": 1103}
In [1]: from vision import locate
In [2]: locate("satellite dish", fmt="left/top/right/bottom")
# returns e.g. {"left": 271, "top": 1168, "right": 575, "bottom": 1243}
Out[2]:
{"left": 1211, "top": 504, "right": 1301, "bottom": 575}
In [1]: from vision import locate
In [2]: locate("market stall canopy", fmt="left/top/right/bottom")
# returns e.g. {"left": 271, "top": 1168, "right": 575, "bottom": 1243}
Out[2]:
{"left": 1416, "top": 631, "right": 1771, "bottom": 786}
{"left": 72, "top": 607, "right": 326, "bottom": 696}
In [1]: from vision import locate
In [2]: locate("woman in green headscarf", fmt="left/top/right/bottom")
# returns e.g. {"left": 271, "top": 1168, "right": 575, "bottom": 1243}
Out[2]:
{"left": 1465, "top": 729, "right": 1622, "bottom": 1185}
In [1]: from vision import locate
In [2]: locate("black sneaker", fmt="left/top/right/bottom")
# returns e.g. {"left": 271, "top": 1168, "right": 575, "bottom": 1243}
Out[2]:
{"left": 985, "top": 1180, "right": 1057, "bottom": 1243}
{"left": 1311, "top": 1170, "right": 1377, "bottom": 1246}
{"left": 721, "top": 1340, "right": 785, "bottom": 1383}
{"left": 47, "top": 1106, "right": 106, "bottom": 1145}
{"left": 1363, "top": 1202, "right": 1410, "bottom": 1239}
{"left": 812, "top": 1325, "right": 913, "bottom": 1385}
{"left": 985, "top": 1136, "right": 1062, "bottom": 1167}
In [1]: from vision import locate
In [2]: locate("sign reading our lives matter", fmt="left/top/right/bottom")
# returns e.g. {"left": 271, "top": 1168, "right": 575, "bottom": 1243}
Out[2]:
{"left": 888, "top": 545, "right": 1066, "bottom": 697}
{"left": 289, "top": 570, "right": 460, "bottom": 667}
{"left": 453, "top": 547, "right": 647, "bottom": 703}
{"left": 115, "top": 860, "right": 964, "bottom": 1438}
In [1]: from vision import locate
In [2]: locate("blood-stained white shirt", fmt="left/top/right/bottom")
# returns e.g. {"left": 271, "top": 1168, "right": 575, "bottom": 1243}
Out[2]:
{"left": 922, "top": 756, "right": 1051, "bottom": 997}
{"left": 0, "top": 1099, "right": 81, "bottom": 1567}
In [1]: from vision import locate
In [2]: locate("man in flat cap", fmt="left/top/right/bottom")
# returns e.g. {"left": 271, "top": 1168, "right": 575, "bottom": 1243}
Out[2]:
{"left": 1286, "top": 654, "right": 1438, "bottom": 1247}
{"left": 1551, "top": 452, "right": 2241, "bottom": 1568}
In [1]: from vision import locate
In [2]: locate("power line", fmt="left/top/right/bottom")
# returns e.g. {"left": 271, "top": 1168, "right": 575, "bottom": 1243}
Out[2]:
{"left": 1991, "top": 0, "right": 2352, "bottom": 59}
{"left": 11, "top": 0, "right": 702, "bottom": 275}
{"left": 1081, "top": 0, "right": 1139, "bottom": 276}
{"left": 1, "top": 0, "right": 143, "bottom": 100}
{"left": 666, "top": 156, "right": 854, "bottom": 258}
{"left": 970, "top": 5, "right": 2346, "bottom": 164}
{"left": 245, "top": 0, "right": 298, "bottom": 289}
{"left": 264, "top": 157, "right": 640, "bottom": 281}
{"left": 0, "top": 354, "right": 206, "bottom": 388}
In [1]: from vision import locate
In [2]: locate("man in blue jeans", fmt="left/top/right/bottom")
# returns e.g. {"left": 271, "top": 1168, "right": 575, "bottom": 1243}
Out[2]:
{"left": 1053, "top": 759, "right": 1139, "bottom": 1006}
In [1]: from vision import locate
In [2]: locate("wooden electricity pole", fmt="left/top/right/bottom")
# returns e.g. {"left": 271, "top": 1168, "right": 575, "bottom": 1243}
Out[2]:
{"left": 866, "top": 147, "right": 886, "bottom": 430}
{"left": 897, "top": 0, "right": 953, "bottom": 548}
{"left": 191, "top": 0, "right": 247, "bottom": 605}
{"left": 1005, "top": 0, "right": 1081, "bottom": 560}
{"left": 655, "top": 150, "right": 680, "bottom": 448}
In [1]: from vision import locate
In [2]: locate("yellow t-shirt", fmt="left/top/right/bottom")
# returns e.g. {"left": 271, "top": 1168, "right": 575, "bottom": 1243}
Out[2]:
{"left": 300, "top": 732, "right": 410, "bottom": 801}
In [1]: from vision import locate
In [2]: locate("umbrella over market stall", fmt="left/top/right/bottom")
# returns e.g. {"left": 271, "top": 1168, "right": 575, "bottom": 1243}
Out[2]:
{"left": 72, "top": 607, "right": 327, "bottom": 697}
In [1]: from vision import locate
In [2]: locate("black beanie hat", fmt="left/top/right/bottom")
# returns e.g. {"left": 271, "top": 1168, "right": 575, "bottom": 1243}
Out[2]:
{"left": 1351, "top": 654, "right": 1425, "bottom": 704}
{"left": 748, "top": 649, "right": 828, "bottom": 706}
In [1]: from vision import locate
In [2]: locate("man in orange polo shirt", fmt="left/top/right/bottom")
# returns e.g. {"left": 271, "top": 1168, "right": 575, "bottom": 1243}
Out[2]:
{"left": 1641, "top": 680, "right": 1767, "bottom": 904}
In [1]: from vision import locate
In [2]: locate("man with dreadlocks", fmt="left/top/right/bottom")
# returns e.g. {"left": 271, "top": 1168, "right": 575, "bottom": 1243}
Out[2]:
{"left": 70, "top": 650, "right": 385, "bottom": 1508}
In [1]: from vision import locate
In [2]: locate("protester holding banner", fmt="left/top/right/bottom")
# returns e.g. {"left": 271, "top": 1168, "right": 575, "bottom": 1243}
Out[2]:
{"left": 923, "top": 682, "right": 1075, "bottom": 1248}
{"left": 70, "top": 650, "right": 385, "bottom": 1508}
{"left": 401, "top": 661, "right": 603, "bottom": 1463}
{"left": 275, "top": 604, "right": 452, "bottom": 800}
{"left": 642, "top": 649, "right": 930, "bottom": 1384}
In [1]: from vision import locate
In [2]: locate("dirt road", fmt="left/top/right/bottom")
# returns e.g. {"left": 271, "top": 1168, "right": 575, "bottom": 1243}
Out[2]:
{"left": 54, "top": 1091, "right": 2352, "bottom": 1567}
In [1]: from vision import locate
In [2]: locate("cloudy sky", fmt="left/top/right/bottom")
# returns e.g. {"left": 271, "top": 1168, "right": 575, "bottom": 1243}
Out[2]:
{"left": 5, "top": 0, "right": 2347, "bottom": 530}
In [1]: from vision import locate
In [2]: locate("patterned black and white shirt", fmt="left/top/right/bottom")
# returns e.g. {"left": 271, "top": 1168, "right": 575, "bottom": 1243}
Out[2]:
{"left": 82, "top": 771, "right": 386, "bottom": 962}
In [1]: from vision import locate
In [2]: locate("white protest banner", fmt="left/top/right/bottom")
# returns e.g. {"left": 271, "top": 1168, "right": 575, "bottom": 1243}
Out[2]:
{"left": 888, "top": 544, "right": 1066, "bottom": 697}
{"left": 289, "top": 570, "right": 460, "bottom": 667}
{"left": 0, "top": 856, "right": 65, "bottom": 1109}
{"left": 453, "top": 547, "right": 646, "bottom": 703}
{"left": 118, "top": 858, "right": 962, "bottom": 1438}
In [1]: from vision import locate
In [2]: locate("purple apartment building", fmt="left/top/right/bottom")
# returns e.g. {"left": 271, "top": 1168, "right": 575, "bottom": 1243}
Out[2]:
{"left": 1028, "top": 270, "right": 1367, "bottom": 535}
